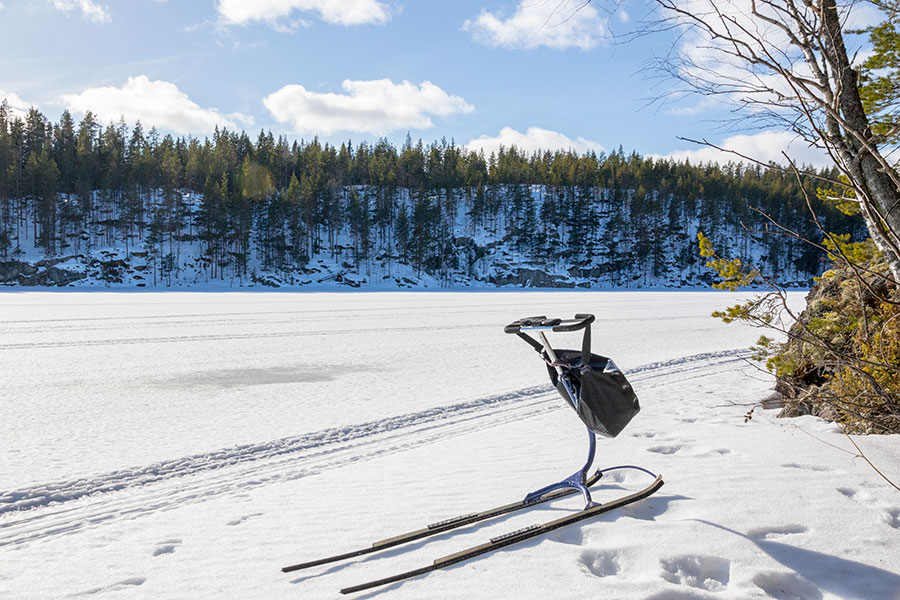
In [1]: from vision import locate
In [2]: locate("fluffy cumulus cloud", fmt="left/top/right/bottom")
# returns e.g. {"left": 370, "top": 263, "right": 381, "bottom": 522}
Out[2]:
{"left": 659, "top": 130, "right": 830, "bottom": 168}
{"left": 666, "top": 0, "right": 876, "bottom": 116}
{"left": 463, "top": 0, "right": 605, "bottom": 50}
{"left": 263, "top": 79, "right": 474, "bottom": 136}
{"left": 60, "top": 76, "right": 253, "bottom": 135}
{"left": 0, "top": 90, "right": 33, "bottom": 118}
{"left": 50, "top": 0, "right": 110, "bottom": 23}
{"left": 466, "top": 126, "right": 604, "bottom": 156}
{"left": 216, "top": 0, "right": 391, "bottom": 28}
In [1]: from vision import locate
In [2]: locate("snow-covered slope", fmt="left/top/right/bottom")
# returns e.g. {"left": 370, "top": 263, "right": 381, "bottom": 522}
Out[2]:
{"left": 0, "top": 185, "right": 832, "bottom": 290}
{"left": 1, "top": 292, "right": 897, "bottom": 599}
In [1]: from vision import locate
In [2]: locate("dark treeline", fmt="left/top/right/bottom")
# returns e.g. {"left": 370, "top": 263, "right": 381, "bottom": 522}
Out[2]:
{"left": 0, "top": 100, "right": 862, "bottom": 286}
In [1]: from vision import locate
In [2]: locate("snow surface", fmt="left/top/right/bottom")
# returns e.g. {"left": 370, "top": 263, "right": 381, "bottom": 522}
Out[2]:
{"left": 0, "top": 291, "right": 898, "bottom": 599}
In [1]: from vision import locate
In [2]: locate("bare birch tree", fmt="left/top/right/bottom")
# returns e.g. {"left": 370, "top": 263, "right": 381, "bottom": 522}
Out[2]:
{"left": 636, "top": 0, "right": 900, "bottom": 281}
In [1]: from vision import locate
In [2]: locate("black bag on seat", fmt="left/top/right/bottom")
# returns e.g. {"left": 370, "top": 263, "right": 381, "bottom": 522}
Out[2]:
{"left": 545, "top": 349, "right": 640, "bottom": 438}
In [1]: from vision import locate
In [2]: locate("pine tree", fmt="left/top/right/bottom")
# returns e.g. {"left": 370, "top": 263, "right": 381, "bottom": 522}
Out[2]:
{"left": 0, "top": 103, "right": 861, "bottom": 288}
{"left": 284, "top": 172, "right": 304, "bottom": 265}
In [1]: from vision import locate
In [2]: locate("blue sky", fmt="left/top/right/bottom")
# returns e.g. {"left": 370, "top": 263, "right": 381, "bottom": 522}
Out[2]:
{"left": 0, "top": 0, "right": 834, "bottom": 164}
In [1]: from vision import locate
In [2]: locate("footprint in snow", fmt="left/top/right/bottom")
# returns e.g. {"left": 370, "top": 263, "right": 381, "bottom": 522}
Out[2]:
{"left": 836, "top": 486, "right": 885, "bottom": 506}
{"left": 73, "top": 577, "right": 146, "bottom": 596}
{"left": 579, "top": 549, "right": 621, "bottom": 577}
{"left": 228, "top": 512, "right": 263, "bottom": 526}
{"left": 599, "top": 469, "right": 628, "bottom": 484}
{"left": 660, "top": 554, "right": 730, "bottom": 592}
{"left": 836, "top": 487, "right": 857, "bottom": 499}
{"left": 648, "top": 445, "right": 683, "bottom": 455}
{"left": 752, "top": 571, "right": 823, "bottom": 600}
{"left": 695, "top": 448, "right": 731, "bottom": 457}
{"left": 645, "top": 591, "right": 718, "bottom": 600}
{"left": 781, "top": 463, "right": 832, "bottom": 472}
{"left": 632, "top": 431, "right": 657, "bottom": 438}
{"left": 548, "top": 526, "right": 584, "bottom": 546}
{"left": 152, "top": 539, "right": 182, "bottom": 557}
{"left": 835, "top": 487, "right": 900, "bottom": 530}
{"left": 746, "top": 524, "right": 808, "bottom": 540}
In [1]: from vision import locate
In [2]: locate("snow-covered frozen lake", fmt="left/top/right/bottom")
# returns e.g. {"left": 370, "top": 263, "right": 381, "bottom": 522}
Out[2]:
{"left": 1, "top": 291, "right": 898, "bottom": 599}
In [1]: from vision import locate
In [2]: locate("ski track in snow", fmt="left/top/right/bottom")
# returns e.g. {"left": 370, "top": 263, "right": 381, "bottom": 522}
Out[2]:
{"left": 0, "top": 349, "right": 747, "bottom": 549}
{"left": 0, "top": 308, "right": 701, "bottom": 349}
{"left": 0, "top": 299, "right": 698, "bottom": 326}
{"left": 0, "top": 323, "right": 481, "bottom": 351}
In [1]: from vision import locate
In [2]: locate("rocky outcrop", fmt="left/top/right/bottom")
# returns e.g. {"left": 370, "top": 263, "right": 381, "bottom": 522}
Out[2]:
{"left": 568, "top": 264, "right": 613, "bottom": 279}
{"left": 488, "top": 266, "right": 574, "bottom": 288}
{"left": 17, "top": 266, "right": 85, "bottom": 286}
{"left": 776, "top": 383, "right": 841, "bottom": 423}
{"left": 0, "top": 256, "right": 85, "bottom": 286}
{"left": 773, "top": 244, "right": 899, "bottom": 433}
{"left": 0, "top": 261, "right": 38, "bottom": 281}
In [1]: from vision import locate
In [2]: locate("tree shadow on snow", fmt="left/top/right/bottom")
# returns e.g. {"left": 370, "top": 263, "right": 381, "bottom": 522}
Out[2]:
{"left": 694, "top": 520, "right": 900, "bottom": 599}
{"left": 612, "top": 493, "right": 691, "bottom": 522}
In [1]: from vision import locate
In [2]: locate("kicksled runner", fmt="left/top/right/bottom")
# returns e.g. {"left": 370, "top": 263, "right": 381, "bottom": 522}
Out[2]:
{"left": 282, "top": 314, "right": 664, "bottom": 594}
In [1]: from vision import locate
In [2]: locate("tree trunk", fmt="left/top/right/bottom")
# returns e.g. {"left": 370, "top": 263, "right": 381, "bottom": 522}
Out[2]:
{"left": 821, "top": 0, "right": 900, "bottom": 280}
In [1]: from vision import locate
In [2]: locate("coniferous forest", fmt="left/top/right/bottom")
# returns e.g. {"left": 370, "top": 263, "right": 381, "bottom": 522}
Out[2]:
{"left": 0, "top": 101, "right": 864, "bottom": 288}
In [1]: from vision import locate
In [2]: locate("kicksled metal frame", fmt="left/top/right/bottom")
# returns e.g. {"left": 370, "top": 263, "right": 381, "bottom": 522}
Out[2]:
{"left": 514, "top": 321, "right": 657, "bottom": 510}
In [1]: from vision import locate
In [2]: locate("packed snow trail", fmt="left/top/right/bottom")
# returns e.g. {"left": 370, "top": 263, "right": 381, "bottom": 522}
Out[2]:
{"left": 0, "top": 349, "right": 746, "bottom": 548}
{"left": 3, "top": 291, "right": 755, "bottom": 488}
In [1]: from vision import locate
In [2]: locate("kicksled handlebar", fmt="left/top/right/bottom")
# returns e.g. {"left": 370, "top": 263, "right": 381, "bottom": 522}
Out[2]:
{"left": 504, "top": 314, "right": 595, "bottom": 334}
{"left": 505, "top": 313, "right": 595, "bottom": 368}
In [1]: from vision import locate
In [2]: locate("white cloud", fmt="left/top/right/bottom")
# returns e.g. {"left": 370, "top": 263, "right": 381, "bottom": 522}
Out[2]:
{"left": 658, "top": 131, "right": 831, "bottom": 168}
{"left": 662, "top": 94, "right": 726, "bottom": 116}
{"left": 264, "top": 79, "right": 474, "bottom": 136}
{"left": 466, "top": 126, "right": 604, "bottom": 156}
{"left": 843, "top": 1, "right": 882, "bottom": 30}
{"left": 0, "top": 90, "right": 33, "bottom": 119}
{"left": 233, "top": 40, "right": 269, "bottom": 51}
{"left": 463, "top": 0, "right": 605, "bottom": 50}
{"left": 60, "top": 76, "right": 253, "bottom": 135}
{"left": 50, "top": 0, "right": 110, "bottom": 23}
{"left": 852, "top": 48, "right": 876, "bottom": 69}
{"left": 216, "top": 0, "right": 391, "bottom": 28}
{"left": 184, "top": 19, "right": 213, "bottom": 33}
{"left": 663, "top": 0, "right": 878, "bottom": 118}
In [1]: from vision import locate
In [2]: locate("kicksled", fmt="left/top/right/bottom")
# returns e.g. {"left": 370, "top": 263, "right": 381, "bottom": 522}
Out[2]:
{"left": 281, "top": 314, "right": 663, "bottom": 594}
